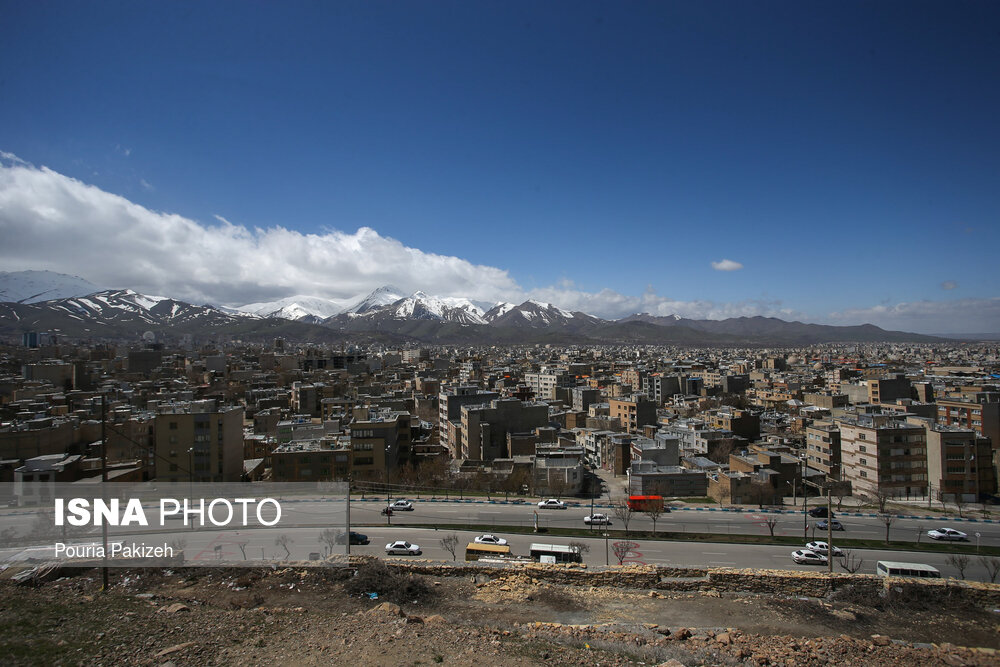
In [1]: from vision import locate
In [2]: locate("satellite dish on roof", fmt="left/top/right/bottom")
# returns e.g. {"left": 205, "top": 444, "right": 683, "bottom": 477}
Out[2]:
{"left": 142, "top": 331, "right": 156, "bottom": 343}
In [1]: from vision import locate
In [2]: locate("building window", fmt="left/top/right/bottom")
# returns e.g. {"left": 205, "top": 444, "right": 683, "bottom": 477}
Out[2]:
{"left": 169, "top": 422, "right": 178, "bottom": 430}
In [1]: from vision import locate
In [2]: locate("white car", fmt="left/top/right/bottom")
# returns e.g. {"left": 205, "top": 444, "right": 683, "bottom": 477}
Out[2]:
{"left": 474, "top": 534, "right": 509, "bottom": 546}
{"left": 791, "top": 549, "right": 828, "bottom": 565}
{"left": 805, "top": 541, "right": 843, "bottom": 557}
{"left": 537, "top": 499, "right": 567, "bottom": 509}
{"left": 927, "top": 527, "right": 968, "bottom": 541}
{"left": 388, "top": 500, "right": 414, "bottom": 511}
{"left": 583, "top": 513, "right": 611, "bottom": 525}
{"left": 385, "top": 540, "right": 421, "bottom": 555}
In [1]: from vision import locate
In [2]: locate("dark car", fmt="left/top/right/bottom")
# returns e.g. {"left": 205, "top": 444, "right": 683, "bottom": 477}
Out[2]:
{"left": 808, "top": 507, "right": 833, "bottom": 518}
{"left": 335, "top": 531, "right": 370, "bottom": 545}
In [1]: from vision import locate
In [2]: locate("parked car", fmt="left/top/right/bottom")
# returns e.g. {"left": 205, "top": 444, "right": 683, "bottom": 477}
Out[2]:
{"left": 335, "top": 531, "right": 370, "bottom": 545}
{"left": 583, "top": 513, "right": 611, "bottom": 525}
{"left": 474, "top": 534, "right": 509, "bottom": 546}
{"left": 387, "top": 500, "right": 414, "bottom": 511}
{"left": 385, "top": 540, "right": 421, "bottom": 555}
{"left": 816, "top": 519, "right": 844, "bottom": 531}
{"left": 805, "top": 541, "right": 843, "bottom": 557}
{"left": 927, "top": 527, "right": 968, "bottom": 541}
{"left": 537, "top": 499, "right": 567, "bottom": 509}
{"left": 808, "top": 507, "right": 833, "bottom": 518}
{"left": 791, "top": 549, "right": 828, "bottom": 565}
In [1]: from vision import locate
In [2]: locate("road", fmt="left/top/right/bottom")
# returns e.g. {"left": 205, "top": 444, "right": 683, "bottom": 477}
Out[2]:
{"left": 349, "top": 498, "right": 1000, "bottom": 548}
{"left": 3, "top": 523, "right": 997, "bottom": 582}
{"left": 3, "top": 496, "right": 998, "bottom": 581}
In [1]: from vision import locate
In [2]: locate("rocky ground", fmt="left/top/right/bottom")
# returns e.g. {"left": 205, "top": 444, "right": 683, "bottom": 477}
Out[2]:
{"left": 1, "top": 563, "right": 998, "bottom": 666}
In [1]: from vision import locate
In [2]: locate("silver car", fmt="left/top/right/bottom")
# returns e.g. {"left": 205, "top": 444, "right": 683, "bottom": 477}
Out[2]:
{"left": 927, "top": 527, "right": 968, "bottom": 541}
{"left": 385, "top": 540, "right": 421, "bottom": 555}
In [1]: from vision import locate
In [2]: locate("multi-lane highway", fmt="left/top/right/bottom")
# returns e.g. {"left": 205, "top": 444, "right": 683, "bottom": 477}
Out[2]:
{"left": 348, "top": 498, "right": 1000, "bottom": 548}
{"left": 3, "top": 497, "right": 998, "bottom": 581}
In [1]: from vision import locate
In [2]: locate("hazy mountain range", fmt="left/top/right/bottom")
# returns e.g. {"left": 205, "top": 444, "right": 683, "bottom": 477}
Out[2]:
{"left": 0, "top": 270, "right": 949, "bottom": 345}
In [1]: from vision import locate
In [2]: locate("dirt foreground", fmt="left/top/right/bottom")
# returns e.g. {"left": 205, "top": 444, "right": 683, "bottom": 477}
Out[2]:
{"left": 1, "top": 564, "right": 998, "bottom": 666}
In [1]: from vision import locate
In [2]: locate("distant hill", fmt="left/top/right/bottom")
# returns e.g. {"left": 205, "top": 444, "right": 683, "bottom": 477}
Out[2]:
{"left": 0, "top": 278, "right": 947, "bottom": 345}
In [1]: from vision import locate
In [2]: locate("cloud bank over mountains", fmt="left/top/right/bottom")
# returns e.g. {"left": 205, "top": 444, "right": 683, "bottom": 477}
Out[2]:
{"left": 0, "top": 155, "right": 995, "bottom": 333}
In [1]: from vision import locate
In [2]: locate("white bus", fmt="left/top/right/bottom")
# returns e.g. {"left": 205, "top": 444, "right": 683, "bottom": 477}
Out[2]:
{"left": 875, "top": 561, "right": 941, "bottom": 578}
{"left": 529, "top": 543, "right": 583, "bottom": 564}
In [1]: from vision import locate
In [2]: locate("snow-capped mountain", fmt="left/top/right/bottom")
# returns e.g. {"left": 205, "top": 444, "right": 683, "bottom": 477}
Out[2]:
{"left": 344, "top": 286, "right": 407, "bottom": 315}
{"left": 0, "top": 270, "right": 103, "bottom": 304}
{"left": 332, "top": 288, "right": 490, "bottom": 325}
{"left": 486, "top": 300, "right": 603, "bottom": 329}
{"left": 234, "top": 295, "right": 354, "bottom": 322}
{"left": 46, "top": 289, "right": 237, "bottom": 326}
{"left": 482, "top": 302, "right": 516, "bottom": 322}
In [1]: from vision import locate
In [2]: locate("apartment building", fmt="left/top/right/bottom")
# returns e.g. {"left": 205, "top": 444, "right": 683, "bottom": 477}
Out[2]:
{"left": 523, "top": 369, "right": 574, "bottom": 401}
{"left": 154, "top": 404, "right": 245, "bottom": 483}
{"left": 608, "top": 395, "right": 657, "bottom": 435}
{"left": 838, "top": 416, "right": 927, "bottom": 499}
{"left": 642, "top": 374, "right": 680, "bottom": 406}
{"left": 437, "top": 387, "right": 499, "bottom": 457}
{"left": 705, "top": 407, "right": 760, "bottom": 441}
{"left": 271, "top": 438, "right": 351, "bottom": 482}
{"left": 867, "top": 374, "right": 911, "bottom": 404}
{"left": 349, "top": 411, "right": 412, "bottom": 478}
{"left": 460, "top": 398, "right": 548, "bottom": 461}
{"left": 923, "top": 424, "right": 995, "bottom": 502}
{"left": 805, "top": 421, "right": 841, "bottom": 480}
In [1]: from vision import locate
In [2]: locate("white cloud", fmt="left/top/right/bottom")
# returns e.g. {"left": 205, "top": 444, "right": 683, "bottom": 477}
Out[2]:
{"left": 523, "top": 284, "right": 802, "bottom": 321}
{"left": 2, "top": 158, "right": 993, "bottom": 333}
{"left": 827, "top": 298, "right": 1000, "bottom": 334}
{"left": 941, "top": 280, "right": 958, "bottom": 291}
{"left": 711, "top": 259, "right": 743, "bottom": 271}
{"left": 0, "top": 160, "right": 519, "bottom": 307}
{"left": 139, "top": 178, "right": 154, "bottom": 191}
{"left": 0, "top": 151, "right": 31, "bottom": 167}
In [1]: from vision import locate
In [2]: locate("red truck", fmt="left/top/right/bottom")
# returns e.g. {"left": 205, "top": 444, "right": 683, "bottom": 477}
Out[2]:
{"left": 627, "top": 495, "right": 665, "bottom": 512}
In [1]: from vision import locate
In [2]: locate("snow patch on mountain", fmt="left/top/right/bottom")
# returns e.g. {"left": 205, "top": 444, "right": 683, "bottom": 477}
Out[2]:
{"left": 0, "top": 270, "right": 103, "bottom": 304}
{"left": 236, "top": 294, "right": 353, "bottom": 320}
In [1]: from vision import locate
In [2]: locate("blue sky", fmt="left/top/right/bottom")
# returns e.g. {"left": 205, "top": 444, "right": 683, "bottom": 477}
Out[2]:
{"left": 1, "top": 1, "right": 998, "bottom": 333}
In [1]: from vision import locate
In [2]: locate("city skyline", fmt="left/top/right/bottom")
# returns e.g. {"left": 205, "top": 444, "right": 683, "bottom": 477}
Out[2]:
{"left": 1, "top": 2, "right": 999, "bottom": 334}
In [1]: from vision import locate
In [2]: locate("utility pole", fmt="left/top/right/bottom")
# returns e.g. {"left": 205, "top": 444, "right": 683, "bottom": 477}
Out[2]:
{"left": 101, "top": 395, "right": 109, "bottom": 591}
{"left": 827, "top": 487, "right": 833, "bottom": 574}
{"left": 801, "top": 460, "right": 808, "bottom": 541}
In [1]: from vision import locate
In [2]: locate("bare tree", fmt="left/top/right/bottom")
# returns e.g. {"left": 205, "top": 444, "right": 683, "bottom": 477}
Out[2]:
{"left": 645, "top": 504, "right": 664, "bottom": 536}
{"left": 547, "top": 475, "right": 570, "bottom": 500}
{"left": 611, "top": 498, "right": 634, "bottom": 537}
{"left": 168, "top": 538, "right": 187, "bottom": 560}
{"left": 953, "top": 494, "right": 968, "bottom": 519}
{"left": 981, "top": 502, "right": 991, "bottom": 520}
{"left": 916, "top": 525, "right": 924, "bottom": 545}
{"left": 320, "top": 529, "right": 339, "bottom": 556}
{"left": 237, "top": 542, "right": 249, "bottom": 560}
{"left": 838, "top": 549, "right": 864, "bottom": 574}
{"left": 868, "top": 490, "right": 891, "bottom": 514}
{"left": 439, "top": 534, "right": 460, "bottom": 560}
{"left": 612, "top": 540, "right": 635, "bottom": 566}
{"left": 877, "top": 513, "right": 896, "bottom": 545}
{"left": 947, "top": 553, "right": 970, "bottom": 580}
{"left": 977, "top": 556, "right": 1000, "bottom": 583}
{"left": 763, "top": 515, "right": 780, "bottom": 537}
{"left": 747, "top": 481, "right": 774, "bottom": 509}
{"left": 833, "top": 490, "right": 849, "bottom": 512}
{"left": 275, "top": 534, "right": 293, "bottom": 559}
{"left": 568, "top": 540, "right": 591, "bottom": 556}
